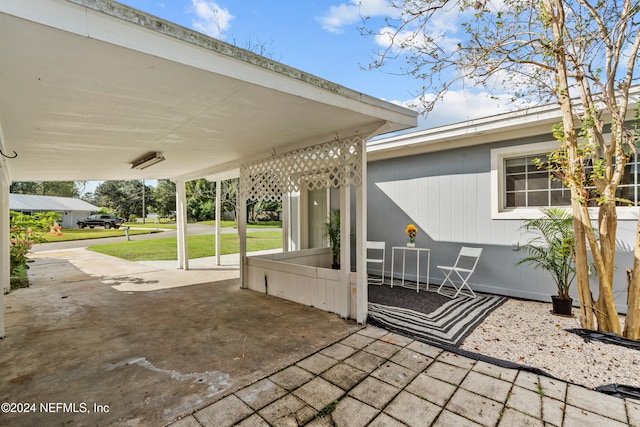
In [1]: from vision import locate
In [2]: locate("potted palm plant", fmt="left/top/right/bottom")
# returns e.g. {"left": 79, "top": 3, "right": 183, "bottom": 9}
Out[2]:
{"left": 322, "top": 209, "right": 340, "bottom": 269}
{"left": 516, "top": 208, "right": 576, "bottom": 316}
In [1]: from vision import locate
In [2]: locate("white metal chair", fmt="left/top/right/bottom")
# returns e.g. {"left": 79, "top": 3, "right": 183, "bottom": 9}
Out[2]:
{"left": 366, "top": 241, "right": 386, "bottom": 285}
{"left": 436, "top": 247, "right": 482, "bottom": 299}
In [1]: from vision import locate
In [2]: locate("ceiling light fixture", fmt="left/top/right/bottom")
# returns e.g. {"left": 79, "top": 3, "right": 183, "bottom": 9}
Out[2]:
{"left": 131, "top": 152, "right": 165, "bottom": 170}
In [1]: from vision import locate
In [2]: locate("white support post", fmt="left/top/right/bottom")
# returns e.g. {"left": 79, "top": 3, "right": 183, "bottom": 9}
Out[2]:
{"left": 282, "top": 193, "right": 289, "bottom": 253}
{"left": 356, "top": 146, "right": 368, "bottom": 324}
{"left": 0, "top": 176, "right": 9, "bottom": 338}
{"left": 340, "top": 184, "right": 351, "bottom": 319}
{"left": 299, "top": 189, "right": 309, "bottom": 250}
{"left": 215, "top": 179, "right": 221, "bottom": 266}
{"left": 175, "top": 179, "right": 189, "bottom": 270}
{"left": 238, "top": 195, "right": 248, "bottom": 289}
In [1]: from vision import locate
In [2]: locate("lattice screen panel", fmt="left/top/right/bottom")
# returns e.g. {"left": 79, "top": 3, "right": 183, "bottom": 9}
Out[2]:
{"left": 240, "top": 137, "right": 363, "bottom": 201}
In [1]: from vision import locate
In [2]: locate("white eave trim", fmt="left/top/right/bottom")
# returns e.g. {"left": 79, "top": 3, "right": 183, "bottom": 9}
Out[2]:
{"left": 368, "top": 104, "right": 562, "bottom": 160}
{"left": 368, "top": 86, "right": 640, "bottom": 162}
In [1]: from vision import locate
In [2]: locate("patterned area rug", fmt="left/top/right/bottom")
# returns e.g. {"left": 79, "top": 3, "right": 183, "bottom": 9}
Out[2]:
{"left": 368, "top": 284, "right": 506, "bottom": 347}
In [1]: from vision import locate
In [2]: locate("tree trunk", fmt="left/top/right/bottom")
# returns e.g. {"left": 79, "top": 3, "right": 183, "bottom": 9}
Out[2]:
{"left": 593, "top": 204, "right": 622, "bottom": 334}
{"left": 625, "top": 221, "right": 640, "bottom": 340}
{"left": 594, "top": 282, "right": 621, "bottom": 333}
{"left": 543, "top": 0, "right": 596, "bottom": 329}
{"left": 572, "top": 201, "right": 596, "bottom": 329}
{"left": 578, "top": 201, "right": 622, "bottom": 333}
{"left": 542, "top": 0, "right": 626, "bottom": 334}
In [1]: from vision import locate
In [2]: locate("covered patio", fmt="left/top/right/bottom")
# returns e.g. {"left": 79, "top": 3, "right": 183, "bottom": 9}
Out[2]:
{"left": 1, "top": 247, "right": 358, "bottom": 426}
{"left": 0, "top": 0, "right": 417, "bottom": 336}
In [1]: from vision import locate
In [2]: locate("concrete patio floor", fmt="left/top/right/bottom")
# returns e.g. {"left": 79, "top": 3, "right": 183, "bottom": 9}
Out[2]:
{"left": 2, "top": 247, "right": 639, "bottom": 426}
{"left": 0, "top": 248, "right": 358, "bottom": 426}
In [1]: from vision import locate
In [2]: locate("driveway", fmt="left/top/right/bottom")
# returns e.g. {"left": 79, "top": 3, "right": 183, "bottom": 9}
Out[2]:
{"left": 0, "top": 247, "right": 357, "bottom": 426}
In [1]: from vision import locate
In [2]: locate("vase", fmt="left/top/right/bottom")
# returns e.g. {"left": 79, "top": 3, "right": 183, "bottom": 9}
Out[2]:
{"left": 406, "top": 242, "right": 415, "bottom": 248}
{"left": 551, "top": 296, "right": 573, "bottom": 316}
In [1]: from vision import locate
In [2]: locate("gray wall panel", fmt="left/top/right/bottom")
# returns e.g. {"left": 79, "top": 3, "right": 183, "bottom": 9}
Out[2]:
{"left": 367, "top": 137, "right": 631, "bottom": 313}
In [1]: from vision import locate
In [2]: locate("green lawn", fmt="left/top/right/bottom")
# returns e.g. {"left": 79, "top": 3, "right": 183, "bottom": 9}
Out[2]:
{"left": 42, "top": 228, "right": 159, "bottom": 242}
{"left": 199, "top": 220, "right": 282, "bottom": 228}
{"left": 123, "top": 222, "right": 176, "bottom": 229}
{"left": 88, "top": 231, "right": 282, "bottom": 261}
{"left": 124, "top": 220, "right": 281, "bottom": 229}
{"left": 41, "top": 220, "right": 282, "bottom": 243}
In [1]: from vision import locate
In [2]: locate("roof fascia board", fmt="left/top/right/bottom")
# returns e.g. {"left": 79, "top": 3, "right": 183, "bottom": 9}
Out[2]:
{"left": 1, "top": 0, "right": 416, "bottom": 131}
{"left": 173, "top": 121, "right": 388, "bottom": 183}
{"left": 202, "top": 169, "right": 241, "bottom": 183}
{"left": 368, "top": 106, "right": 562, "bottom": 161}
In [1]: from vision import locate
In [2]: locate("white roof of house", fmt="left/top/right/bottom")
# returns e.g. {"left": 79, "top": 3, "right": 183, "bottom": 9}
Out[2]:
{"left": 368, "top": 86, "right": 640, "bottom": 162}
{"left": 9, "top": 194, "right": 98, "bottom": 212}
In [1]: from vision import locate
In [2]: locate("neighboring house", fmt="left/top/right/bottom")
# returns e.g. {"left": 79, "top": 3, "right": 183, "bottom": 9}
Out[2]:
{"left": 9, "top": 194, "right": 99, "bottom": 228}
{"left": 366, "top": 97, "right": 640, "bottom": 314}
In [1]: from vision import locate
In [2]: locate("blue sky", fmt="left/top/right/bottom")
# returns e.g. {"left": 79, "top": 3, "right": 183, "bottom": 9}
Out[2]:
{"left": 115, "top": 0, "right": 515, "bottom": 130}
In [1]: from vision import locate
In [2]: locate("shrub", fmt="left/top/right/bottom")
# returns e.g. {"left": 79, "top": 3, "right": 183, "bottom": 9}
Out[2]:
{"left": 516, "top": 208, "right": 575, "bottom": 299}
{"left": 10, "top": 264, "right": 29, "bottom": 289}
{"left": 9, "top": 211, "right": 60, "bottom": 290}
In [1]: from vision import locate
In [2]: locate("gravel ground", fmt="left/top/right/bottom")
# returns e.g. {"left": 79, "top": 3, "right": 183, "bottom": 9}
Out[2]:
{"left": 459, "top": 298, "right": 640, "bottom": 390}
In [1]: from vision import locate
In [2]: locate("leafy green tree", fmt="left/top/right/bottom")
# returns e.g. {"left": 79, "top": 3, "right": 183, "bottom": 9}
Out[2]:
{"left": 185, "top": 178, "right": 242, "bottom": 221}
{"left": 152, "top": 180, "right": 176, "bottom": 217}
{"left": 80, "top": 191, "right": 99, "bottom": 206}
{"left": 89, "top": 178, "right": 277, "bottom": 224}
{"left": 10, "top": 181, "right": 80, "bottom": 197}
{"left": 366, "top": 0, "right": 640, "bottom": 338}
{"left": 185, "top": 179, "right": 216, "bottom": 221}
{"left": 95, "top": 180, "right": 152, "bottom": 220}
{"left": 9, "top": 182, "right": 38, "bottom": 194}
{"left": 252, "top": 200, "right": 282, "bottom": 221}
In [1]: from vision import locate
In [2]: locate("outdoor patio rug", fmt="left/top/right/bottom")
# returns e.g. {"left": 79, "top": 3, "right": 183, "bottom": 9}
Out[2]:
{"left": 367, "top": 283, "right": 506, "bottom": 347}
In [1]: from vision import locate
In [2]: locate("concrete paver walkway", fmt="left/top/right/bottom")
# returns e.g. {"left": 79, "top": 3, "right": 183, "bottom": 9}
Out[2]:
{"left": 170, "top": 326, "right": 640, "bottom": 427}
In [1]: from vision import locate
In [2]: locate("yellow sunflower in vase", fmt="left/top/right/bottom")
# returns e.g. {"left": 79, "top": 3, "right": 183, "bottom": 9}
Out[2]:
{"left": 405, "top": 224, "right": 418, "bottom": 247}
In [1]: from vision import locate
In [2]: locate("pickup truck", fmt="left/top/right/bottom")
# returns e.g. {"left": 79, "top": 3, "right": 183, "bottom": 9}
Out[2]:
{"left": 77, "top": 214, "right": 125, "bottom": 229}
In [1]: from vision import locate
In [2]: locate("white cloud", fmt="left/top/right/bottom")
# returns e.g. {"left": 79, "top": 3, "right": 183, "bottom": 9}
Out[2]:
{"left": 375, "top": 26, "right": 462, "bottom": 55}
{"left": 190, "top": 0, "right": 234, "bottom": 39}
{"left": 319, "top": 0, "right": 395, "bottom": 33}
{"left": 374, "top": 3, "right": 462, "bottom": 55}
{"left": 390, "top": 90, "right": 527, "bottom": 129}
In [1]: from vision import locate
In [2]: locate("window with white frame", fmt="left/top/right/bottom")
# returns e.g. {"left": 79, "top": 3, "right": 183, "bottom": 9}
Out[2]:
{"left": 504, "top": 154, "right": 572, "bottom": 208}
{"left": 491, "top": 142, "right": 640, "bottom": 219}
{"left": 505, "top": 153, "right": 640, "bottom": 208}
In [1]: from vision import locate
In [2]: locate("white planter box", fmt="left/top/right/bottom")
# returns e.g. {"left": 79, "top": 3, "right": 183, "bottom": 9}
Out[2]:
{"left": 246, "top": 248, "right": 356, "bottom": 318}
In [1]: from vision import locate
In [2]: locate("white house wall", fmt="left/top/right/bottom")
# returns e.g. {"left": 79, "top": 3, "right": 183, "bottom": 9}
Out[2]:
{"left": 367, "top": 135, "right": 633, "bottom": 313}
{"left": 63, "top": 211, "right": 93, "bottom": 228}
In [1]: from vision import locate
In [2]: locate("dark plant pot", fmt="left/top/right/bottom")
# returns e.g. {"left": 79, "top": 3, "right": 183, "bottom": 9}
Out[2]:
{"left": 331, "top": 263, "right": 340, "bottom": 270}
{"left": 551, "top": 295, "right": 573, "bottom": 316}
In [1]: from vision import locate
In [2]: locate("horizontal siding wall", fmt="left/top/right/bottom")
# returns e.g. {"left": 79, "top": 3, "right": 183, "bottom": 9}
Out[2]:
{"left": 367, "top": 136, "right": 633, "bottom": 313}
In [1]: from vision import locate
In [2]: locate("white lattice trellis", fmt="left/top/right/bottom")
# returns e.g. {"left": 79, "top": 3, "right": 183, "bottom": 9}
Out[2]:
{"left": 240, "top": 137, "right": 363, "bottom": 201}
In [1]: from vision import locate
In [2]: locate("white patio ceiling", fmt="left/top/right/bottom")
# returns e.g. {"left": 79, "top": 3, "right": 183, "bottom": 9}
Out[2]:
{"left": 0, "top": 0, "right": 417, "bottom": 184}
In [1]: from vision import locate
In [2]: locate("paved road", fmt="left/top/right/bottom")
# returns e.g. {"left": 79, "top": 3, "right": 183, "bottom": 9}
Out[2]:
{"left": 32, "top": 223, "right": 281, "bottom": 252}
